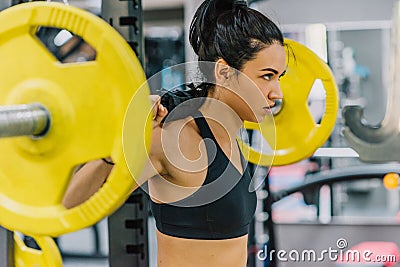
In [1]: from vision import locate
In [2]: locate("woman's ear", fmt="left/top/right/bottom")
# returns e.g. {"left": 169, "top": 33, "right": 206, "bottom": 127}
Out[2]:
{"left": 215, "top": 58, "right": 231, "bottom": 84}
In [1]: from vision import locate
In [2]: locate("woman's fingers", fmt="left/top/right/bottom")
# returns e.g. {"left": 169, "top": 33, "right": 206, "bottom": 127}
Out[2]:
{"left": 150, "top": 95, "right": 168, "bottom": 127}
{"left": 155, "top": 104, "right": 168, "bottom": 124}
{"left": 150, "top": 95, "right": 161, "bottom": 119}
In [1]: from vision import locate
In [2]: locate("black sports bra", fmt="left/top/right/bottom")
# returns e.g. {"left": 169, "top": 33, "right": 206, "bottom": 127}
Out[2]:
{"left": 150, "top": 111, "right": 257, "bottom": 240}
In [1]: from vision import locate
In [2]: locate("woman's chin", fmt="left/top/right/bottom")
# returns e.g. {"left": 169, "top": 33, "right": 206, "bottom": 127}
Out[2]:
{"left": 243, "top": 113, "right": 264, "bottom": 123}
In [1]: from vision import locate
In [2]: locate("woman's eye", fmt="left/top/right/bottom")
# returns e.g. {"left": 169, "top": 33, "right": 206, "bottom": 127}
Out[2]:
{"left": 263, "top": 74, "right": 273, "bottom": 81}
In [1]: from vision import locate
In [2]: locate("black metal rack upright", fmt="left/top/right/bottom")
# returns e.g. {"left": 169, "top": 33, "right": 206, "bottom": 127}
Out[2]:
{"left": 0, "top": 227, "right": 13, "bottom": 267}
{"left": 101, "top": 0, "right": 149, "bottom": 266}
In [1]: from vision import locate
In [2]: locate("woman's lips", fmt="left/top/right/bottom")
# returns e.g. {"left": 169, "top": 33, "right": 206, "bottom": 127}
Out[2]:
{"left": 263, "top": 107, "right": 273, "bottom": 115}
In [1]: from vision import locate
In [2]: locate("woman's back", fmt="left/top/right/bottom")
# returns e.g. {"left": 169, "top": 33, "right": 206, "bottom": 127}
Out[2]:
{"left": 149, "top": 111, "right": 256, "bottom": 267}
{"left": 150, "top": 110, "right": 256, "bottom": 234}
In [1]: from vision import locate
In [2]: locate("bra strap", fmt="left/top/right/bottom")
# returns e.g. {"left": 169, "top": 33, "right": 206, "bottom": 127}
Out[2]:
{"left": 192, "top": 111, "right": 218, "bottom": 143}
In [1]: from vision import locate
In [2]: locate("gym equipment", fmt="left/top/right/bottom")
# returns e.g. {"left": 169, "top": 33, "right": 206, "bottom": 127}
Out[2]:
{"left": 270, "top": 163, "right": 400, "bottom": 202}
{"left": 101, "top": 1, "right": 151, "bottom": 267}
{"left": 342, "top": 0, "right": 400, "bottom": 163}
{"left": 14, "top": 234, "right": 62, "bottom": 267}
{"left": 0, "top": 2, "right": 152, "bottom": 236}
{"left": 240, "top": 39, "right": 339, "bottom": 166}
{"left": 258, "top": 162, "right": 400, "bottom": 266}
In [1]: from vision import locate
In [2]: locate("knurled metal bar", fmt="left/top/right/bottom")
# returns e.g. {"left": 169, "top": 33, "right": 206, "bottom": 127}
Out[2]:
{"left": 0, "top": 104, "right": 50, "bottom": 138}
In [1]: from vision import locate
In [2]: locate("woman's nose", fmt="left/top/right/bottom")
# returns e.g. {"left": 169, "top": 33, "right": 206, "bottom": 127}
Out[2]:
{"left": 268, "top": 82, "right": 283, "bottom": 100}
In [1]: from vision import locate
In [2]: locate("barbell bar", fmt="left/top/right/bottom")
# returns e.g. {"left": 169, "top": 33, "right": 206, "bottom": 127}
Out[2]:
{"left": 0, "top": 104, "right": 50, "bottom": 138}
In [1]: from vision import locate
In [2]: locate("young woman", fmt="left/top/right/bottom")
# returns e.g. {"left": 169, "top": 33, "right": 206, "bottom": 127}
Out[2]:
{"left": 63, "top": 0, "right": 286, "bottom": 266}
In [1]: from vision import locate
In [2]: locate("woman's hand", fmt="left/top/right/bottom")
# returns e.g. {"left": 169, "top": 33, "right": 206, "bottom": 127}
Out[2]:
{"left": 146, "top": 95, "right": 168, "bottom": 176}
{"left": 150, "top": 95, "right": 168, "bottom": 128}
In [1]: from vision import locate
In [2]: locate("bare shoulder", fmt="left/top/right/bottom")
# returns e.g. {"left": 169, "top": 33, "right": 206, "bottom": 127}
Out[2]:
{"left": 161, "top": 116, "right": 202, "bottom": 156}
{"left": 158, "top": 116, "right": 207, "bottom": 177}
{"left": 149, "top": 116, "right": 209, "bottom": 203}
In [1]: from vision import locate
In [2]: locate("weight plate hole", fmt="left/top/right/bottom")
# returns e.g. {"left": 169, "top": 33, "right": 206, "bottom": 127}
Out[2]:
{"left": 35, "top": 26, "right": 97, "bottom": 63}
{"left": 307, "top": 79, "right": 326, "bottom": 125}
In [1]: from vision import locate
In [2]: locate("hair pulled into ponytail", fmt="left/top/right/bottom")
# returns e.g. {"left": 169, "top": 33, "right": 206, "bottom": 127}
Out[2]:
{"left": 190, "top": 0, "right": 282, "bottom": 67}
{"left": 160, "top": 0, "right": 284, "bottom": 120}
{"left": 190, "top": 0, "right": 236, "bottom": 61}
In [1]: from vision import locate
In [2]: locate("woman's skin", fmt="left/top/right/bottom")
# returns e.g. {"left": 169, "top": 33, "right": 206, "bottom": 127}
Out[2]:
{"left": 151, "top": 43, "right": 286, "bottom": 267}
{"left": 62, "top": 42, "right": 286, "bottom": 267}
{"left": 61, "top": 94, "right": 167, "bottom": 209}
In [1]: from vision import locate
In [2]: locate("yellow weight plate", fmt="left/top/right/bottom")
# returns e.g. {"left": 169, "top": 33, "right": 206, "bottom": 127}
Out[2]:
{"left": 0, "top": 2, "right": 151, "bottom": 236}
{"left": 240, "top": 39, "right": 339, "bottom": 166}
{"left": 14, "top": 234, "right": 62, "bottom": 267}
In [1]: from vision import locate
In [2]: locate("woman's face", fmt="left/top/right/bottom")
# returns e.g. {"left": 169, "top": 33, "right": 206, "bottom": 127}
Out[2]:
{"left": 227, "top": 42, "right": 287, "bottom": 122}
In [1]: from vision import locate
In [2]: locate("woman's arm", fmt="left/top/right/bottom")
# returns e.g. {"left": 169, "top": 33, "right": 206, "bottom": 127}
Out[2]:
{"left": 62, "top": 96, "right": 168, "bottom": 209}
{"left": 62, "top": 159, "right": 113, "bottom": 209}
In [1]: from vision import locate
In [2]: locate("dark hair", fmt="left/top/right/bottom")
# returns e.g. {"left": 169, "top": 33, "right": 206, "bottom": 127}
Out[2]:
{"left": 161, "top": 0, "right": 284, "bottom": 119}
{"left": 190, "top": 0, "right": 283, "bottom": 72}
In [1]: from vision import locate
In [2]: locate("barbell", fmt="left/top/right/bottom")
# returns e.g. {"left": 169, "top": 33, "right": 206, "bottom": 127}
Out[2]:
{"left": 0, "top": 1, "right": 338, "bottom": 237}
{"left": 0, "top": 1, "right": 152, "bottom": 237}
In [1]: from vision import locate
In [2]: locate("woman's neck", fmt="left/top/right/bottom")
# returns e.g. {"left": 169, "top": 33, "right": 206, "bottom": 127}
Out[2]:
{"left": 198, "top": 92, "right": 243, "bottom": 140}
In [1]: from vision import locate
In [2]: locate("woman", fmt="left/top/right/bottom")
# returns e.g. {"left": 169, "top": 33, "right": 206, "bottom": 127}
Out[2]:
{"left": 63, "top": 0, "right": 286, "bottom": 266}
